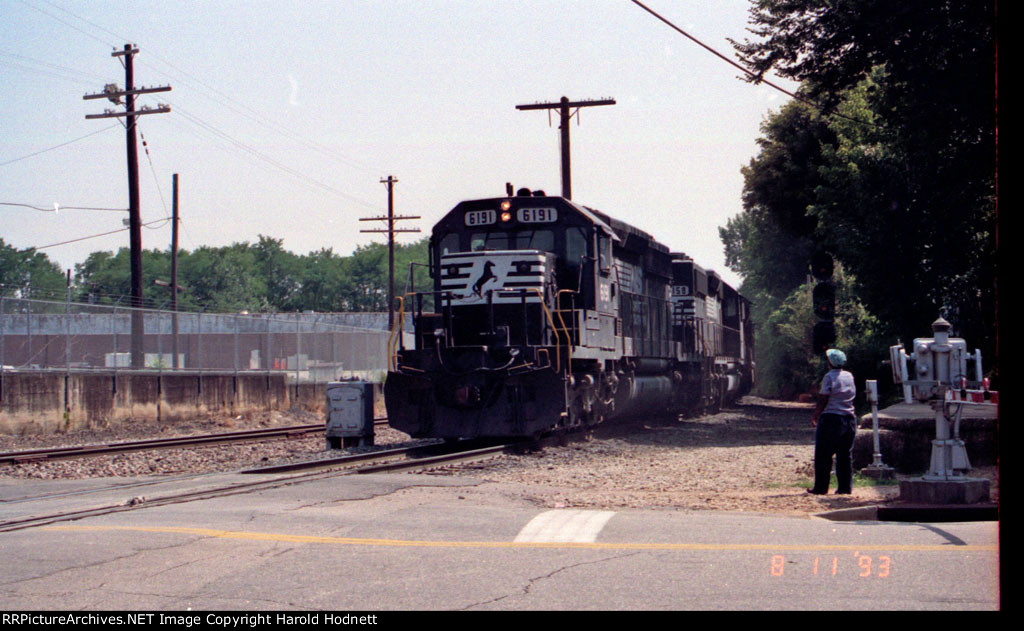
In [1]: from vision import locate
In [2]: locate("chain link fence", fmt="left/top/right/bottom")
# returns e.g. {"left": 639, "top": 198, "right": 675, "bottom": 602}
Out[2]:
{"left": 0, "top": 297, "right": 395, "bottom": 383}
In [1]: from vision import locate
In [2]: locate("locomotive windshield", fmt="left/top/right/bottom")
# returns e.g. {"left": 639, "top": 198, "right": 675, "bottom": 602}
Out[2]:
{"left": 470, "top": 229, "right": 555, "bottom": 252}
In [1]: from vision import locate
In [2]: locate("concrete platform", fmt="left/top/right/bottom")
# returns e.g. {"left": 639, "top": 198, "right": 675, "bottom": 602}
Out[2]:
{"left": 817, "top": 502, "right": 999, "bottom": 523}
{"left": 899, "top": 477, "right": 991, "bottom": 504}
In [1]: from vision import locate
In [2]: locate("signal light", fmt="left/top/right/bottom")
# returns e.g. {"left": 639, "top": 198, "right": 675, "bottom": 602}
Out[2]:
{"left": 811, "top": 250, "right": 834, "bottom": 281}
{"left": 812, "top": 321, "right": 837, "bottom": 354}
{"left": 812, "top": 281, "right": 836, "bottom": 319}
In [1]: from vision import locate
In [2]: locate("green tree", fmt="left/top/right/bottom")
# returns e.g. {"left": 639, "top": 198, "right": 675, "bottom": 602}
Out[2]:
{"left": 178, "top": 244, "right": 267, "bottom": 313}
{"left": 0, "top": 238, "right": 66, "bottom": 300}
{"left": 728, "top": 0, "right": 997, "bottom": 386}
{"left": 754, "top": 264, "right": 888, "bottom": 400}
{"left": 73, "top": 248, "right": 171, "bottom": 308}
{"left": 253, "top": 235, "right": 300, "bottom": 310}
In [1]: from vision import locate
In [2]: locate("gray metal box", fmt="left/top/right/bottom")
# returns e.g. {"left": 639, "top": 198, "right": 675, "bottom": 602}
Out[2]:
{"left": 325, "top": 380, "right": 375, "bottom": 449}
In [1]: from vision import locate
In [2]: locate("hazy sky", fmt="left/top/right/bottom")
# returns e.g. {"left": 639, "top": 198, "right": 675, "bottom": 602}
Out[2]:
{"left": 1, "top": 0, "right": 798, "bottom": 290}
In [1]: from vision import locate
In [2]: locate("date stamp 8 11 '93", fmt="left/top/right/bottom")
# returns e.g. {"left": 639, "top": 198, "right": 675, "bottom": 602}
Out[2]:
{"left": 769, "top": 553, "right": 892, "bottom": 578}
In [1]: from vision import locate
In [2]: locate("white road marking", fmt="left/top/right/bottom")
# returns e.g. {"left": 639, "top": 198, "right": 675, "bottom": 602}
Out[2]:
{"left": 514, "top": 509, "right": 616, "bottom": 543}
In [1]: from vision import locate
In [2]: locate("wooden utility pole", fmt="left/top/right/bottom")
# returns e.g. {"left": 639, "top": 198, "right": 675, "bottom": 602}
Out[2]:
{"left": 359, "top": 176, "right": 420, "bottom": 329}
{"left": 171, "top": 173, "right": 180, "bottom": 369}
{"left": 84, "top": 44, "right": 171, "bottom": 368}
{"left": 515, "top": 96, "right": 615, "bottom": 199}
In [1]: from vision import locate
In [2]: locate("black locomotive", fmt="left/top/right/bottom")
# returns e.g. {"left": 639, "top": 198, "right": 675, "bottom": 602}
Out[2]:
{"left": 384, "top": 187, "right": 754, "bottom": 439}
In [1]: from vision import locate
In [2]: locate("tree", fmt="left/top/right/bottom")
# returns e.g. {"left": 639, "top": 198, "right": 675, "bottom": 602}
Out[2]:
{"left": 253, "top": 235, "right": 300, "bottom": 310}
{"left": 0, "top": 238, "right": 66, "bottom": 300}
{"left": 729, "top": 0, "right": 997, "bottom": 379}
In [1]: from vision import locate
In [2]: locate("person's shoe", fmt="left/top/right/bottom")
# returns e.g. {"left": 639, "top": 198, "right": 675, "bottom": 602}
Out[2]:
{"left": 835, "top": 490, "right": 852, "bottom": 495}
{"left": 806, "top": 489, "right": 827, "bottom": 495}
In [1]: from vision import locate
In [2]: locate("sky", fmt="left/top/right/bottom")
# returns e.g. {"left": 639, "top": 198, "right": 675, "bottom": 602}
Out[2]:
{"left": 1, "top": 0, "right": 799, "bottom": 291}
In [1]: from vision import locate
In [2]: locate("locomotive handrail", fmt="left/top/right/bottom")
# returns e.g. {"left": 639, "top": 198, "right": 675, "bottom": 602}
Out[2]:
{"left": 553, "top": 289, "right": 580, "bottom": 373}
{"left": 388, "top": 292, "right": 420, "bottom": 371}
{"left": 530, "top": 288, "right": 565, "bottom": 372}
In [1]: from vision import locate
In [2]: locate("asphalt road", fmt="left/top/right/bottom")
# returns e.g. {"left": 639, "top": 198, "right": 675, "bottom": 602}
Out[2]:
{"left": 0, "top": 469, "right": 1000, "bottom": 611}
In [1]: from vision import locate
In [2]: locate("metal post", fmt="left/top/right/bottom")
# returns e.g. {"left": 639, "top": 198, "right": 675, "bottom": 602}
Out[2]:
{"left": 234, "top": 313, "right": 239, "bottom": 376}
{"left": 1, "top": 297, "right": 5, "bottom": 374}
{"left": 861, "top": 380, "right": 894, "bottom": 479}
{"left": 197, "top": 310, "right": 203, "bottom": 374}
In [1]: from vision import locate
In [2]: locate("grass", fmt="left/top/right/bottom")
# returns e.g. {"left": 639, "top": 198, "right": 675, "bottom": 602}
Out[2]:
{"left": 795, "top": 472, "right": 899, "bottom": 490}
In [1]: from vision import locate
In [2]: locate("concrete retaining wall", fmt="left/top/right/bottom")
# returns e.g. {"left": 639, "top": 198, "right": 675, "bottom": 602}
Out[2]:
{"left": 0, "top": 371, "right": 315, "bottom": 435}
{"left": 854, "top": 402, "right": 998, "bottom": 473}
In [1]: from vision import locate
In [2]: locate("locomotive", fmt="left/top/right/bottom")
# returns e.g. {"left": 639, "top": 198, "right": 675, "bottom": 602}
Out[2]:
{"left": 384, "top": 187, "right": 754, "bottom": 439}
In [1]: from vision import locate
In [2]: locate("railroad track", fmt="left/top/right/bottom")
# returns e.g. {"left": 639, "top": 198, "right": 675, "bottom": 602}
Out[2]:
{"left": 0, "top": 424, "right": 326, "bottom": 466}
{"left": 0, "top": 437, "right": 531, "bottom": 532}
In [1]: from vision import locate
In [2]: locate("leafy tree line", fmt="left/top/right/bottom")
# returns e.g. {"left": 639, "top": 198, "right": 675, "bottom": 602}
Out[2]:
{"left": 722, "top": 0, "right": 997, "bottom": 397}
{"left": 1, "top": 235, "right": 430, "bottom": 315}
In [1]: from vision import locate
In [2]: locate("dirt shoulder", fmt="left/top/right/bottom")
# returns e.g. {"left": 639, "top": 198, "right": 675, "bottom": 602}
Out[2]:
{"left": 431, "top": 397, "right": 998, "bottom": 517}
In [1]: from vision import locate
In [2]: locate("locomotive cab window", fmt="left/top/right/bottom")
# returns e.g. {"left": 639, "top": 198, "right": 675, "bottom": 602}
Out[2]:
{"left": 471, "top": 231, "right": 510, "bottom": 251}
{"left": 566, "top": 227, "right": 588, "bottom": 269}
{"left": 439, "top": 232, "right": 459, "bottom": 255}
{"left": 471, "top": 229, "right": 555, "bottom": 253}
{"left": 598, "top": 234, "right": 612, "bottom": 275}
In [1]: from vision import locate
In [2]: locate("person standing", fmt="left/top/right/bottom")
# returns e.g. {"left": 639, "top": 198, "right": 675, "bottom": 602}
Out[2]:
{"left": 809, "top": 348, "right": 857, "bottom": 495}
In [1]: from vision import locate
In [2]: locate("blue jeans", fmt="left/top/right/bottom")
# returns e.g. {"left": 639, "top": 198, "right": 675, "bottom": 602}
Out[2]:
{"left": 813, "top": 413, "right": 857, "bottom": 493}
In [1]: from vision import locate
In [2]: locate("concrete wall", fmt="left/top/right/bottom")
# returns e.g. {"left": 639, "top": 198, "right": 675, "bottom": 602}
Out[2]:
{"left": 0, "top": 370, "right": 316, "bottom": 435}
{"left": 854, "top": 402, "right": 998, "bottom": 473}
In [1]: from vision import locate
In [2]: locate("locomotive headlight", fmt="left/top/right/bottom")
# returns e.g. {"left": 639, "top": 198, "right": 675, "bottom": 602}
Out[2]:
{"left": 500, "top": 199, "right": 512, "bottom": 211}
{"left": 500, "top": 210, "right": 512, "bottom": 222}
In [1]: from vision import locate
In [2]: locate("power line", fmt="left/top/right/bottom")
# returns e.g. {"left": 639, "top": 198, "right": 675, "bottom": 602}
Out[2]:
{"left": 0, "top": 124, "right": 119, "bottom": 167}
{"left": 630, "top": 0, "right": 802, "bottom": 100}
{"left": 168, "top": 101, "right": 382, "bottom": 210}
{"left": 27, "top": 216, "right": 171, "bottom": 251}
{"left": 630, "top": 0, "right": 882, "bottom": 130}
{"left": 1, "top": 202, "right": 127, "bottom": 212}
{"left": 22, "top": 0, "right": 396, "bottom": 213}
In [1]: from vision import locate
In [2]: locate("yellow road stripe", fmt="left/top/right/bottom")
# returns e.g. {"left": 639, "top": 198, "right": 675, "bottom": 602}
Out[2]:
{"left": 42, "top": 525, "right": 998, "bottom": 553}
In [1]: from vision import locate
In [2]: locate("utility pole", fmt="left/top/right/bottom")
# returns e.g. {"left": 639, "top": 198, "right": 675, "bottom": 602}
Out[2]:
{"left": 171, "top": 173, "right": 180, "bottom": 369}
{"left": 516, "top": 96, "right": 615, "bottom": 199}
{"left": 84, "top": 44, "right": 171, "bottom": 368}
{"left": 359, "top": 176, "right": 420, "bottom": 329}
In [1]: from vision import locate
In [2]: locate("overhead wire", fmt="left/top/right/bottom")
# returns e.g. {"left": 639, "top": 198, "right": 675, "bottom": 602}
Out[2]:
{"left": 629, "top": 0, "right": 883, "bottom": 130}
{"left": 0, "top": 125, "right": 120, "bottom": 168}
{"left": 167, "top": 101, "right": 382, "bottom": 210}
{"left": 19, "top": 0, "right": 409, "bottom": 236}
{"left": 1, "top": 202, "right": 126, "bottom": 212}
{"left": 28, "top": 217, "right": 173, "bottom": 251}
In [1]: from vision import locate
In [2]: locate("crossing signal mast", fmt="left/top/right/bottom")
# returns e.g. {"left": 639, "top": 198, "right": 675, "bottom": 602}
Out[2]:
{"left": 810, "top": 251, "right": 836, "bottom": 354}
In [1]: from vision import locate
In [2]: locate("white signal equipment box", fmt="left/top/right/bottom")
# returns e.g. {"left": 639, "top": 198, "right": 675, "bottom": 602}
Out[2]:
{"left": 325, "top": 381, "right": 375, "bottom": 449}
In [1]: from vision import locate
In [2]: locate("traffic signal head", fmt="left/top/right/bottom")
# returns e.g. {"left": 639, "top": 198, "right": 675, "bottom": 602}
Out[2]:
{"left": 812, "top": 281, "right": 836, "bottom": 319}
{"left": 812, "top": 321, "right": 837, "bottom": 354}
{"left": 811, "top": 251, "right": 834, "bottom": 281}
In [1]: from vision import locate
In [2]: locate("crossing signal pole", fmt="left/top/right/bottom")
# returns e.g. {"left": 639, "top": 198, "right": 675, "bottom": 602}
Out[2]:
{"left": 84, "top": 44, "right": 171, "bottom": 368}
{"left": 515, "top": 96, "right": 615, "bottom": 200}
{"left": 360, "top": 176, "right": 420, "bottom": 329}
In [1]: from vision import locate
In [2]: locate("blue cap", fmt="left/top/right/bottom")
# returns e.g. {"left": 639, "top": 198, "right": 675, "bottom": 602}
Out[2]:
{"left": 826, "top": 348, "right": 847, "bottom": 367}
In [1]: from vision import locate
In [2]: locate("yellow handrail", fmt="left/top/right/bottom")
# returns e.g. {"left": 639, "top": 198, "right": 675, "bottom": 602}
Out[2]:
{"left": 554, "top": 289, "right": 578, "bottom": 373}
{"left": 389, "top": 288, "right": 574, "bottom": 375}
{"left": 387, "top": 292, "right": 419, "bottom": 371}
{"left": 531, "top": 288, "right": 563, "bottom": 372}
